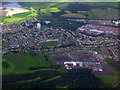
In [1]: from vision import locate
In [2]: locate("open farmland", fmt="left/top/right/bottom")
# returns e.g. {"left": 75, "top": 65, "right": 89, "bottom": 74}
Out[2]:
{"left": 91, "top": 8, "right": 118, "bottom": 19}
{"left": 41, "top": 7, "right": 60, "bottom": 13}
{"left": 2, "top": 8, "right": 38, "bottom": 24}
{"left": 61, "top": 13, "right": 86, "bottom": 18}
{"left": 40, "top": 7, "right": 61, "bottom": 16}
{"left": 3, "top": 17, "right": 24, "bottom": 23}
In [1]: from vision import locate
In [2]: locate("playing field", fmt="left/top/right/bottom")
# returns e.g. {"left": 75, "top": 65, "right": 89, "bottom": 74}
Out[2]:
{"left": 42, "top": 41, "right": 59, "bottom": 46}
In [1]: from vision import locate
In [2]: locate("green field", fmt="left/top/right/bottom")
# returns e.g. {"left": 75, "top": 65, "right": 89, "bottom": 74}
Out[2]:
{"left": 42, "top": 75, "right": 61, "bottom": 83}
{"left": 98, "top": 58, "right": 120, "bottom": 87}
{"left": 2, "top": 8, "right": 38, "bottom": 24}
{"left": 42, "top": 25, "right": 51, "bottom": 29}
{"left": 97, "top": 50, "right": 107, "bottom": 56}
{"left": 2, "top": 52, "right": 69, "bottom": 88}
{"left": 61, "top": 11, "right": 86, "bottom": 18}
{"left": 40, "top": 7, "right": 61, "bottom": 17}
{"left": 98, "top": 76, "right": 118, "bottom": 86}
{"left": 17, "top": 77, "right": 41, "bottom": 83}
{"left": 91, "top": 8, "right": 118, "bottom": 19}
{"left": 41, "top": 7, "right": 60, "bottom": 13}
{"left": 2, "top": 53, "right": 57, "bottom": 75}
{"left": 3, "top": 18, "right": 24, "bottom": 23}
{"left": 42, "top": 41, "right": 59, "bottom": 46}
{"left": 61, "top": 13, "right": 86, "bottom": 18}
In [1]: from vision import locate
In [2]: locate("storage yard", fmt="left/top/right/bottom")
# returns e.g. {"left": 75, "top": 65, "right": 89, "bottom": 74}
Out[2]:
{"left": 51, "top": 50, "right": 116, "bottom": 76}
{"left": 77, "top": 24, "right": 118, "bottom": 36}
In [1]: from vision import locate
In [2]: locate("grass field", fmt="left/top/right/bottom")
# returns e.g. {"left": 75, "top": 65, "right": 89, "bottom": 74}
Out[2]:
{"left": 2, "top": 53, "right": 57, "bottom": 75}
{"left": 91, "top": 8, "right": 118, "bottom": 19}
{"left": 40, "top": 7, "right": 61, "bottom": 16}
{"left": 41, "top": 7, "right": 60, "bottom": 13}
{"left": 2, "top": 52, "right": 68, "bottom": 75}
{"left": 28, "top": 8, "right": 38, "bottom": 17}
{"left": 97, "top": 50, "right": 107, "bottom": 56}
{"left": 61, "top": 12, "right": 86, "bottom": 18}
{"left": 50, "top": 7, "right": 61, "bottom": 12}
{"left": 2, "top": 52, "right": 69, "bottom": 88}
{"left": 42, "top": 75, "right": 61, "bottom": 83}
{"left": 3, "top": 17, "right": 24, "bottom": 23}
{"left": 98, "top": 76, "right": 118, "bottom": 86}
{"left": 42, "top": 41, "right": 59, "bottom": 46}
{"left": 2, "top": 8, "right": 38, "bottom": 24}
{"left": 17, "top": 77, "right": 41, "bottom": 83}
{"left": 100, "top": 58, "right": 120, "bottom": 87}
{"left": 42, "top": 25, "right": 51, "bottom": 29}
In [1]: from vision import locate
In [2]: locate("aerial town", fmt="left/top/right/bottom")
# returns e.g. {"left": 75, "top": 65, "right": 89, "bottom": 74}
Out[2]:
{"left": 1, "top": 17, "right": 119, "bottom": 74}
{"left": 1, "top": 2, "right": 120, "bottom": 89}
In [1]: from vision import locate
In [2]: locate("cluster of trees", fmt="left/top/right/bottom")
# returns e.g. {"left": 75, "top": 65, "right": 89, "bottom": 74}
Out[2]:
{"left": 3, "top": 68, "right": 105, "bottom": 89}
{"left": 29, "top": 66, "right": 47, "bottom": 70}
{"left": 65, "top": 3, "right": 92, "bottom": 13}
{"left": 3, "top": 70, "right": 60, "bottom": 88}
{"left": 51, "top": 10, "right": 66, "bottom": 17}
{"left": 2, "top": 61, "right": 9, "bottom": 68}
{"left": 48, "top": 19, "right": 84, "bottom": 31}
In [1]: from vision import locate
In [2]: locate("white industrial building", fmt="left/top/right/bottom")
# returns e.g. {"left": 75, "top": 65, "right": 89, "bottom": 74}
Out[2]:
{"left": 64, "top": 61, "right": 102, "bottom": 71}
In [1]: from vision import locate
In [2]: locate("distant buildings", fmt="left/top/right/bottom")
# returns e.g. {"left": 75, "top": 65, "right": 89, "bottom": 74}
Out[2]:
{"left": 46, "top": 39, "right": 59, "bottom": 42}
{"left": 64, "top": 61, "right": 103, "bottom": 72}
{"left": 10, "top": 44, "right": 19, "bottom": 49}
{"left": 113, "top": 20, "right": 120, "bottom": 26}
{"left": 37, "top": 23, "right": 41, "bottom": 29}
{"left": 77, "top": 24, "right": 118, "bottom": 36}
{"left": 44, "top": 21, "right": 51, "bottom": 25}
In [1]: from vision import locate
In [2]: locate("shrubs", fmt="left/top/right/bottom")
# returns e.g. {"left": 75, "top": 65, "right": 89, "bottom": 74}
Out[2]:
{"left": 2, "top": 61, "right": 9, "bottom": 68}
